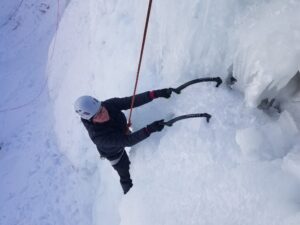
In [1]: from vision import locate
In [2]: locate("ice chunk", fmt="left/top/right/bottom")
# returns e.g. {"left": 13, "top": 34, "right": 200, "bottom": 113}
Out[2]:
{"left": 278, "top": 111, "right": 299, "bottom": 136}
{"left": 282, "top": 146, "right": 300, "bottom": 179}
{"left": 236, "top": 126, "right": 266, "bottom": 159}
{"left": 236, "top": 111, "right": 299, "bottom": 160}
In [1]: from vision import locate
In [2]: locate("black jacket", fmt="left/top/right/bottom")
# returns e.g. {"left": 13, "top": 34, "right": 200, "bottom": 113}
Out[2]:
{"left": 82, "top": 91, "right": 154, "bottom": 160}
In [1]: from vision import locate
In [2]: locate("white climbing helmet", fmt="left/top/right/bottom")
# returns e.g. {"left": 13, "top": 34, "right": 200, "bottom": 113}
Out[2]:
{"left": 74, "top": 96, "right": 102, "bottom": 120}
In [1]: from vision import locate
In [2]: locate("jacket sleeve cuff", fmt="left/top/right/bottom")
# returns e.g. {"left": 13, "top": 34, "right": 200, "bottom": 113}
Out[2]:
{"left": 144, "top": 127, "right": 151, "bottom": 136}
{"left": 149, "top": 91, "right": 156, "bottom": 100}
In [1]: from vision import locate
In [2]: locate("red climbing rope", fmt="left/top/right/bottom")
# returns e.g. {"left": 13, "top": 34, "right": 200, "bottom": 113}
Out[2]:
{"left": 127, "top": 0, "right": 153, "bottom": 127}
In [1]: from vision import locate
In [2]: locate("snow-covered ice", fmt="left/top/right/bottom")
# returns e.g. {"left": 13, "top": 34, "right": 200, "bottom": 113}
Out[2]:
{"left": 1, "top": 0, "right": 300, "bottom": 225}
{"left": 236, "top": 110, "right": 299, "bottom": 160}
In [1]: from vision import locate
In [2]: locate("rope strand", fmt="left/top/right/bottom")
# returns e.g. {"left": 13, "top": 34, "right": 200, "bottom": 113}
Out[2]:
{"left": 127, "top": 0, "right": 153, "bottom": 127}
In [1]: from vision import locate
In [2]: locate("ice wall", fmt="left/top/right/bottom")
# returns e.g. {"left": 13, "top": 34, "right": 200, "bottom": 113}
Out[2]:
{"left": 236, "top": 111, "right": 299, "bottom": 160}
{"left": 46, "top": 0, "right": 300, "bottom": 225}
{"left": 232, "top": 0, "right": 300, "bottom": 108}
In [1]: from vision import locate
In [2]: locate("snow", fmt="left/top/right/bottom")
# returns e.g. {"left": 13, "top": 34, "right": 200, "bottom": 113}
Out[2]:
{"left": 283, "top": 145, "right": 300, "bottom": 180}
{"left": 1, "top": 1, "right": 98, "bottom": 224}
{"left": 236, "top": 110, "right": 299, "bottom": 160}
{"left": 233, "top": 0, "right": 300, "bottom": 107}
{"left": 1, "top": 0, "right": 300, "bottom": 225}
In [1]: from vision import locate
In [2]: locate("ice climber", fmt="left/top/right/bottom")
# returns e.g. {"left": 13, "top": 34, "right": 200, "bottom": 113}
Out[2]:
{"left": 74, "top": 89, "right": 172, "bottom": 194}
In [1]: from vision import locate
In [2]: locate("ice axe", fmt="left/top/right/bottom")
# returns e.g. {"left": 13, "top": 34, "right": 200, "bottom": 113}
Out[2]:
{"left": 160, "top": 113, "right": 212, "bottom": 127}
{"left": 170, "top": 77, "right": 222, "bottom": 94}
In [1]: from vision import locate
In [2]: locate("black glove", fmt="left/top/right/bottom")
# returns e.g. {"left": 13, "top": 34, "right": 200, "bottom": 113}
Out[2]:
{"left": 146, "top": 120, "right": 165, "bottom": 134}
{"left": 154, "top": 88, "right": 172, "bottom": 99}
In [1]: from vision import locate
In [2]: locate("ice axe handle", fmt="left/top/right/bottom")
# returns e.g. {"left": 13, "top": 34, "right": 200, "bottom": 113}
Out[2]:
{"left": 161, "top": 113, "right": 212, "bottom": 127}
{"left": 170, "top": 77, "right": 222, "bottom": 94}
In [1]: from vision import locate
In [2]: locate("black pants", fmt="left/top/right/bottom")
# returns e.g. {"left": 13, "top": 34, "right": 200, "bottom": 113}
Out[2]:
{"left": 112, "top": 152, "right": 133, "bottom": 194}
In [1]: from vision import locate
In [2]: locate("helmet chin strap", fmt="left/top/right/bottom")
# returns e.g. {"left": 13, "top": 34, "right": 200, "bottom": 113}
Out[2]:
{"left": 92, "top": 107, "right": 110, "bottom": 123}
